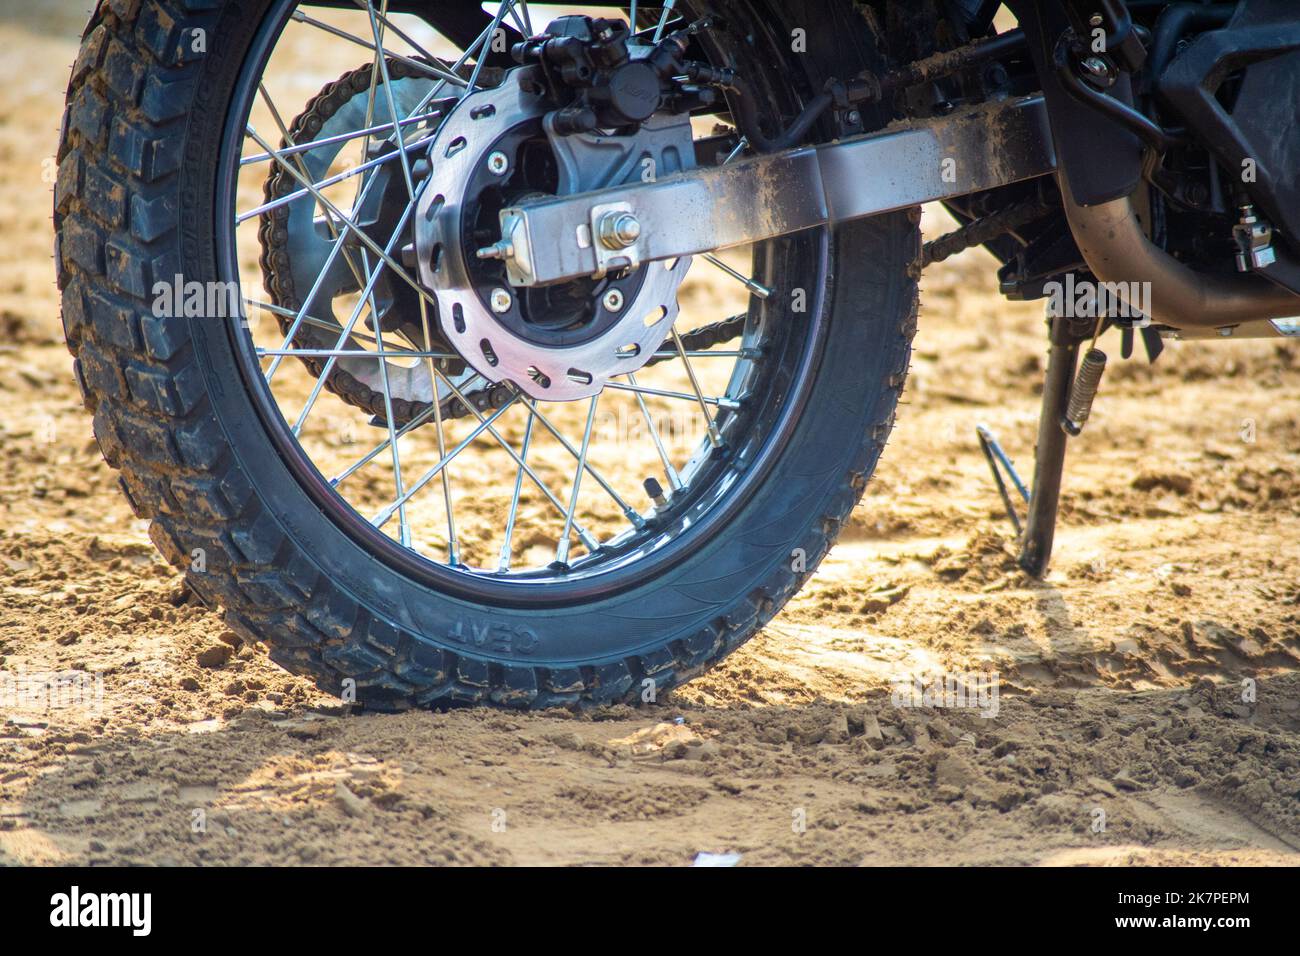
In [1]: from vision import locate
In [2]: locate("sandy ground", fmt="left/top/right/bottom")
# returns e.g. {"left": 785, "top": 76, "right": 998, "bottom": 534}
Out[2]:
{"left": 2, "top": 2, "right": 1300, "bottom": 866}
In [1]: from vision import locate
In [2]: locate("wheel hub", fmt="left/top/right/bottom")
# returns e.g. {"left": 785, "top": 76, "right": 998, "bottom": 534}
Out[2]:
{"left": 415, "top": 68, "right": 694, "bottom": 401}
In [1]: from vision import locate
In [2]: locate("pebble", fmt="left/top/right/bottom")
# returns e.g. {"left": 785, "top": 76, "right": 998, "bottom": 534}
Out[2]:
{"left": 196, "top": 645, "right": 232, "bottom": 668}
{"left": 333, "top": 782, "right": 369, "bottom": 818}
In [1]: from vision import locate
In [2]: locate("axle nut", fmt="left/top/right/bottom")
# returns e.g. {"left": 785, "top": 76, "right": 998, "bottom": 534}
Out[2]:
{"left": 597, "top": 211, "right": 641, "bottom": 250}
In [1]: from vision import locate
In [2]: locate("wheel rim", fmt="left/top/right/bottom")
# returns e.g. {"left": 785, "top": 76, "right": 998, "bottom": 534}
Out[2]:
{"left": 217, "top": 0, "right": 834, "bottom": 601}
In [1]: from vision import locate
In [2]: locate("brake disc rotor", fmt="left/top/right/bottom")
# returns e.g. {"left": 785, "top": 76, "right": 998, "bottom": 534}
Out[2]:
{"left": 415, "top": 68, "right": 694, "bottom": 402}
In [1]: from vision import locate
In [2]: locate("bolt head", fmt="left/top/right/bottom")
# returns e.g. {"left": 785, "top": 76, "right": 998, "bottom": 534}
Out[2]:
{"left": 489, "top": 287, "right": 513, "bottom": 313}
{"left": 602, "top": 289, "right": 625, "bottom": 312}
{"left": 486, "top": 151, "right": 509, "bottom": 176}
{"left": 1082, "top": 56, "right": 1113, "bottom": 78}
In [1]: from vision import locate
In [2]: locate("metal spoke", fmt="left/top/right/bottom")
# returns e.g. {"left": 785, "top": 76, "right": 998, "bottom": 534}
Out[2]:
{"left": 503, "top": 1, "right": 529, "bottom": 38}
{"left": 254, "top": 86, "right": 382, "bottom": 380}
{"left": 332, "top": 402, "right": 438, "bottom": 487}
{"left": 626, "top": 371, "right": 683, "bottom": 491}
{"left": 247, "top": 8, "right": 516, "bottom": 557}
{"left": 403, "top": 17, "right": 499, "bottom": 117}
{"left": 602, "top": 379, "right": 739, "bottom": 410}
{"left": 364, "top": 0, "right": 417, "bottom": 201}
{"left": 261, "top": 69, "right": 398, "bottom": 432}
{"left": 498, "top": 410, "right": 535, "bottom": 572}
{"left": 366, "top": 252, "right": 413, "bottom": 548}
{"left": 722, "top": 135, "right": 749, "bottom": 164}
{"left": 700, "top": 133, "right": 774, "bottom": 298}
{"left": 517, "top": 396, "right": 645, "bottom": 529}
{"left": 290, "top": 10, "right": 466, "bottom": 87}
{"left": 232, "top": 0, "right": 781, "bottom": 574}
{"left": 427, "top": 371, "right": 599, "bottom": 550}
{"left": 653, "top": 0, "right": 677, "bottom": 42}
{"left": 467, "top": 1, "right": 515, "bottom": 94}
{"left": 350, "top": 0, "right": 440, "bottom": 65}
{"left": 353, "top": 0, "right": 390, "bottom": 223}
{"left": 244, "top": 298, "right": 421, "bottom": 353}
{"left": 372, "top": 398, "right": 518, "bottom": 528}
{"left": 240, "top": 110, "right": 441, "bottom": 166}
{"left": 658, "top": 349, "right": 752, "bottom": 358}
{"left": 556, "top": 396, "right": 600, "bottom": 566}
{"left": 670, "top": 327, "right": 724, "bottom": 446}
{"left": 418, "top": 292, "right": 459, "bottom": 564}
{"left": 290, "top": 200, "right": 417, "bottom": 434}
{"left": 245, "top": 125, "right": 438, "bottom": 313}
{"left": 236, "top": 132, "right": 435, "bottom": 222}
{"left": 331, "top": 379, "right": 483, "bottom": 487}
{"left": 702, "top": 253, "right": 773, "bottom": 299}
{"left": 256, "top": 347, "right": 456, "bottom": 359}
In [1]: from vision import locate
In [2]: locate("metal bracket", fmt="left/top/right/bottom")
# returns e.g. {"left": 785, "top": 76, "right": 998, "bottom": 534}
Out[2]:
{"left": 492, "top": 94, "right": 1058, "bottom": 287}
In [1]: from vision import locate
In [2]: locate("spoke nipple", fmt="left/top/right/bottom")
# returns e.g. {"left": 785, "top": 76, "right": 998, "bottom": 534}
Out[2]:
{"left": 644, "top": 477, "right": 669, "bottom": 509}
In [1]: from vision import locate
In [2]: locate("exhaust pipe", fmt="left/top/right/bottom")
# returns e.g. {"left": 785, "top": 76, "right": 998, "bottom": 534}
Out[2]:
{"left": 1060, "top": 176, "right": 1300, "bottom": 336}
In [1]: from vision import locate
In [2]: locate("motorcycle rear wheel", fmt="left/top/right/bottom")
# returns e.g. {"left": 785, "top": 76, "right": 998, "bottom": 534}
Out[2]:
{"left": 56, "top": 0, "right": 919, "bottom": 709}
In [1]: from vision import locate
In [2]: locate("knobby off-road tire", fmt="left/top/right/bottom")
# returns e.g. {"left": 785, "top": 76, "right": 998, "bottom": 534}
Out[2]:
{"left": 56, "top": 0, "right": 919, "bottom": 710}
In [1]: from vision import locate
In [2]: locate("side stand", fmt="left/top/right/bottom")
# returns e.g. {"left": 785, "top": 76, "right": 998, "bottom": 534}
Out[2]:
{"left": 976, "top": 316, "right": 1088, "bottom": 578}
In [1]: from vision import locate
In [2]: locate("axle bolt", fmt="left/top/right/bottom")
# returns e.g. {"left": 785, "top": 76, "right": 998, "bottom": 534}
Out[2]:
{"left": 602, "top": 289, "right": 625, "bottom": 312}
{"left": 490, "top": 287, "right": 513, "bottom": 314}
{"left": 597, "top": 211, "right": 641, "bottom": 250}
{"left": 486, "top": 150, "right": 510, "bottom": 176}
